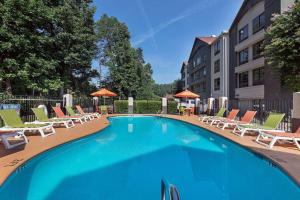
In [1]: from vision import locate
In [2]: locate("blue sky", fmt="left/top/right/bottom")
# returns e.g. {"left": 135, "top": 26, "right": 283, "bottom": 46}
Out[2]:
{"left": 92, "top": 0, "right": 244, "bottom": 84}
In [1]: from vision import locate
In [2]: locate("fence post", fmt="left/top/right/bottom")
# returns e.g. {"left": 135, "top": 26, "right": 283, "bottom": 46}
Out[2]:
{"left": 207, "top": 97, "right": 215, "bottom": 115}
{"left": 195, "top": 98, "right": 200, "bottom": 115}
{"left": 162, "top": 98, "right": 167, "bottom": 114}
{"left": 128, "top": 97, "right": 134, "bottom": 114}
{"left": 292, "top": 92, "right": 300, "bottom": 132}
{"left": 63, "top": 94, "right": 73, "bottom": 107}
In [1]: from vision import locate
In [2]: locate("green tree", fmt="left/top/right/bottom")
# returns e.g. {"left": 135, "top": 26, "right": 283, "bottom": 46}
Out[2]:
{"left": 95, "top": 14, "right": 154, "bottom": 99}
{"left": 0, "top": 0, "right": 98, "bottom": 96}
{"left": 0, "top": 0, "right": 60, "bottom": 95}
{"left": 264, "top": 1, "right": 300, "bottom": 91}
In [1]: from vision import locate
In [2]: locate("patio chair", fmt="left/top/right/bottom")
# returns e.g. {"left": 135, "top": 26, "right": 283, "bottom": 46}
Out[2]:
{"left": 207, "top": 109, "right": 240, "bottom": 126}
{"left": 0, "top": 130, "right": 28, "bottom": 149}
{"left": 100, "top": 106, "right": 108, "bottom": 115}
{"left": 52, "top": 107, "right": 86, "bottom": 124}
{"left": 65, "top": 106, "right": 92, "bottom": 121}
{"left": 217, "top": 110, "right": 257, "bottom": 130}
{"left": 179, "top": 106, "right": 185, "bottom": 115}
{"left": 199, "top": 107, "right": 226, "bottom": 122}
{"left": 32, "top": 108, "right": 75, "bottom": 128}
{"left": 232, "top": 112, "right": 285, "bottom": 137}
{"left": 255, "top": 127, "right": 300, "bottom": 149}
{"left": 0, "top": 109, "right": 55, "bottom": 137}
{"left": 76, "top": 105, "right": 101, "bottom": 119}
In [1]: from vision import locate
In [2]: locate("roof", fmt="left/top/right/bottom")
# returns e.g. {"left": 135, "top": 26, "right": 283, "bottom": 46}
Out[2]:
{"left": 196, "top": 36, "right": 217, "bottom": 45}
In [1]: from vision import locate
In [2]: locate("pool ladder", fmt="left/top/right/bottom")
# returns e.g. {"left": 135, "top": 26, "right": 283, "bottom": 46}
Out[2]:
{"left": 161, "top": 178, "right": 180, "bottom": 200}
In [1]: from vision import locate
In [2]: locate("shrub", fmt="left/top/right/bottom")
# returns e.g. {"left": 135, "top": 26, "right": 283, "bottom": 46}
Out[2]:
{"left": 114, "top": 100, "right": 128, "bottom": 113}
{"left": 167, "top": 101, "right": 177, "bottom": 114}
{"left": 135, "top": 100, "right": 161, "bottom": 114}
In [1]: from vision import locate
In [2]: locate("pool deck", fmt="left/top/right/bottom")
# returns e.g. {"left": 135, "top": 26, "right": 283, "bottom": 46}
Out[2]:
{"left": 0, "top": 114, "right": 300, "bottom": 187}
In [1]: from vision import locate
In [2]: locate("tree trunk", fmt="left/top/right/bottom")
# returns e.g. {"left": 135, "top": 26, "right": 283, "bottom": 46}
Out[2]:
{"left": 4, "top": 79, "right": 12, "bottom": 95}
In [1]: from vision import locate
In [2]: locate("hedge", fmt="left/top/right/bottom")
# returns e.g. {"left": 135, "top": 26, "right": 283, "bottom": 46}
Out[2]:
{"left": 167, "top": 101, "right": 177, "bottom": 114}
{"left": 114, "top": 100, "right": 128, "bottom": 113}
{"left": 114, "top": 99, "right": 177, "bottom": 114}
{"left": 134, "top": 100, "right": 161, "bottom": 114}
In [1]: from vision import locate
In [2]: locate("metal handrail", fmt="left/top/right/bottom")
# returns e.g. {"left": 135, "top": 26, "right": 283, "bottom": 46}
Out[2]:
{"left": 161, "top": 179, "right": 180, "bottom": 200}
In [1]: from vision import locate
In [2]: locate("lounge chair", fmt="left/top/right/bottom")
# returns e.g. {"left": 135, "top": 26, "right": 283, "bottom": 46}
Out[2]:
{"left": 179, "top": 106, "right": 186, "bottom": 115}
{"left": 232, "top": 112, "right": 285, "bottom": 137}
{"left": 207, "top": 109, "right": 239, "bottom": 126}
{"left": 217, "top": 110, "right": 257, "bottom": 130}
{"left": 199, "top": 107, "right": 226, "bottom": 122}
{"left": 0, "top": 109, "right": 55, "bottom": 137}
{"left": 76, "top": 105, "right": 101, "bottom": 119}
{"left": 0, "top": 130, "right": 28, "bottom": 149}
{"left": 100, "top": 106, "right": 108, "bottom": 115}
{"left": 32, "top": 108, "right": 75, "bottom": 128}
{"left": 52, "top": 107, "right": 86, "bottom": 124}
{"left": 255, "top": 127, "right": 300, "bottom": 149}
{"left": 65, "top": 106, "right": 92, "bottom": 121}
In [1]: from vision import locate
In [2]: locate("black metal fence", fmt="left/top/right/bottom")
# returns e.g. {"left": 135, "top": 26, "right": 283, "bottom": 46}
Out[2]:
{"left": 0, "top": 95, "right": 63, "bottom": 126}
{"left": 228, "top": 99, "right": 293, "bottom": 131}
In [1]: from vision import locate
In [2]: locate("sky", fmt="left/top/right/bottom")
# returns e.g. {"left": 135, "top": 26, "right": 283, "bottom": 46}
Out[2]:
{"left": 92, "top": 0, "right": 244, "bottom": 84}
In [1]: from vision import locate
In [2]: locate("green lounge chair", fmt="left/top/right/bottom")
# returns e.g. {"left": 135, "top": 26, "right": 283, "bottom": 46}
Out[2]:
{"left": 65, "top": 106, "right": 92, "bottom": 121}
{"left": 233, "top": 112, "right": 285, "bottom": 137}
{"left": 100, "top": 106, "right": 108, "bottom": 115}
{"left": 199, "top": 107, "right": 226, "bottom": 122}
{"left": 0, "top": 109, "right": 55, "bottom": 137}
{"left": 32, "top": 108, "right": 75, "bottom": 128}
{"left": 179, "top": 106, "right": 186, "bottom": 115}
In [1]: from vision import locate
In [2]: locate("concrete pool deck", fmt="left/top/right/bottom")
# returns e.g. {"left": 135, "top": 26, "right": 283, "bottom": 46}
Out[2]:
{"left": 0, "top": 114, "right": 300, "bottom": 187}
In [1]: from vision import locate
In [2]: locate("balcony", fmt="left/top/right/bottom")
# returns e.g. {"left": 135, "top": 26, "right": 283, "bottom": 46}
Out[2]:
{"left": 235, "top": 29, "right": 265, "bottom": 52}
{"left": 235, "top": 57, "right": 264, "bottom": 73}
{"left": 235, "top": 85, "right": 264, "bottom": 99}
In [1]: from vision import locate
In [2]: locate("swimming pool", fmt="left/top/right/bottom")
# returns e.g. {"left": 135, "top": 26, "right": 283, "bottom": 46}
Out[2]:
{"left": 0, "top": 116, "right": 299, "bottom": 199}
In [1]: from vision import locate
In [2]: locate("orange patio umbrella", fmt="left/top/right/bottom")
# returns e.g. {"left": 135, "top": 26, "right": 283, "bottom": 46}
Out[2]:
{"left": 90, "top": 88, "right": 117, "bottom": 97}
{"left": 174, "top": 90, "right": 200, "bottom": 99}
{"left": 90, "top": 88, "right": 117, "bottom": 105}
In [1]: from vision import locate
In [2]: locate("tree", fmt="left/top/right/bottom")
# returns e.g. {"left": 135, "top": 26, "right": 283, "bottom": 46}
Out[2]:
{"left": 0, "top": 0, "right": 60, "bottom": 95}
{"left": 264, "top": 1, "right": 300, "bottom": 91}
{"left": 0, "top": 0, "right": 98, "bottom": 96}
{"left": 95, "top": 15, "right": 155, "bottom": 99}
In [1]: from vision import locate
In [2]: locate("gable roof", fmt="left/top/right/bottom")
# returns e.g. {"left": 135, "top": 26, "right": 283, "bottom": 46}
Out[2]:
{"left": 196, "top": 36, "right": 216, "bottom": 45}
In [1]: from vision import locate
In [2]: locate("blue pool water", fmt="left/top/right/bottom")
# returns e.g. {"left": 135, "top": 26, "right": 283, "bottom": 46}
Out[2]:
{"left": 0, "top": 116, "right": 300, "bottom": 199}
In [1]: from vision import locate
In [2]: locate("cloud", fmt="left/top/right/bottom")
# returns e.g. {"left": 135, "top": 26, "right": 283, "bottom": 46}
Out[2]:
{"left": 132, "top": 0, "right": 220, "bottom": 46}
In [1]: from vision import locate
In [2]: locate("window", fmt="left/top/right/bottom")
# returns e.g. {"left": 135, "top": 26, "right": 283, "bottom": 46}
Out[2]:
{"left": 253, "top": 67, "right": 264, "bottom": 85}
{"left": 239, "top": 25, "right": 248, "bottom": 42}
{"left": 214, "top": 78, "right": 220, "bottom": 91}
{"left": 253, "top": 40, "right": 264, "bottom": 59}
{"left": 200, "top": 81, "right": 206, "bottom": 92}
{"left": 238, "top": 71, "right": 249, "bottom": 88}
{"left": 193, "top": 60, "right": 196, "bottom": 67}
{"left": 253, "top": 12, "right": 265, "bottom": 34}
{"left": 238, "top": 48, "right": 249, "bottom": 65}
{"left": 214, "top": 40, "right": 220, "bottom": 55}
{"left": 203, "top": 55, "right": 207, "bottom": 64}
{"left": 214, "top": 59, "right": 220, "bottom": 73}
{"left": 203, "top": 67, "right": 207, "bottom": 76}
{"left": 196, "top": 57, "right": 201, "bottom": 65}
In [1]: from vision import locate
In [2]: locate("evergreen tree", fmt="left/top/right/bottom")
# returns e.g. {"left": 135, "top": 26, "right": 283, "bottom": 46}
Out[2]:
{"left": 95, "top": 14, "right": 154, "bottom": 99}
